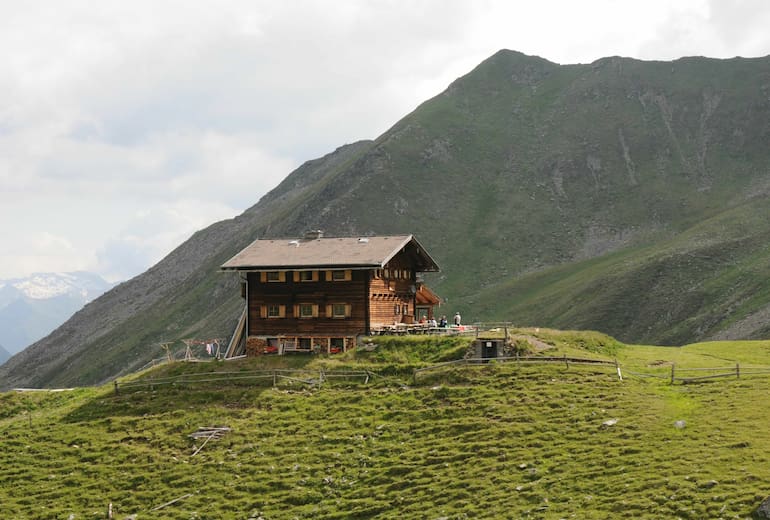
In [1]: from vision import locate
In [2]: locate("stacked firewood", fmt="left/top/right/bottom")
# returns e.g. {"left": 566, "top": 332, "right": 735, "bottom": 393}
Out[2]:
{"left": 245, "top": 336, "right": 268, "bottom": 356}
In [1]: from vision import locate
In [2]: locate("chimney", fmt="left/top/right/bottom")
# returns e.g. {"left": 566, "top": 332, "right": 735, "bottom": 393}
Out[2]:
{"left": 303, "top": 229, "right": 324, "bottom": 240}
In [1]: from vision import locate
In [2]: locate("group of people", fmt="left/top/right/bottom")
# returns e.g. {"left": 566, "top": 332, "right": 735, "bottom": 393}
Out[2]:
{"left": 418, "top": 312, "right": 462, "bottom": 328}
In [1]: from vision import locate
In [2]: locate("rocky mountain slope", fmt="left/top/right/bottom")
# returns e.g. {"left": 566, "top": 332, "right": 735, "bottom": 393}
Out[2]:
{"left": 1, "top": 50, "right": 769, "bottom": 388}
{"left": 0, "top": 272, "right": 113, "bottom": 357}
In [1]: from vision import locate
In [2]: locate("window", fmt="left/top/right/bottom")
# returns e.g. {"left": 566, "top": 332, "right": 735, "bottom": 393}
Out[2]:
{"left": 394, "top": 304, "right": 400, "bottom": 315}
{"left": 299, "top": 338, "right": 312, "bottom": 350}
{"left": 294, "top": 270, "right": 318, "bottom": 282}
{"left": 332, "top": 270, "right": 348, "bottom": 281}
{"left": 264, "top": 271, "right": 285, "bottom": 282}
{"left": 261, "top": 304, "right": 285, "bottom": 318}
{"left": 267, "top": 304, "right": 283, "bottom": 318}
{"left": 327, "top": 303, "right": 351, "bottom": 318}
{"left": 402, "top": 304, "right": 409, "bottom": 315}
{"left": 299, "top": 303, "right": 315, "bottom": 318}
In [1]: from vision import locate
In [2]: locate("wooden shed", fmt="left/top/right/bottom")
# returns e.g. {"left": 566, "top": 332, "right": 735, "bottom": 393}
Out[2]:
{"left": 221, "top": 232, "right": 440, "bottom": 356}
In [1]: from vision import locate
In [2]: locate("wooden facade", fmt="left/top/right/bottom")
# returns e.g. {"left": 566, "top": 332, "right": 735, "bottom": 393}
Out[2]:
{"left": 221, "top": 234, "right": 440, "bottom": 355}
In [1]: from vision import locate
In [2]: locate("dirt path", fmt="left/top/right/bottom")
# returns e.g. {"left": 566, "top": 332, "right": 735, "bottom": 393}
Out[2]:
{"left": 509, "top": 334, "right": 554, "bottom": 352}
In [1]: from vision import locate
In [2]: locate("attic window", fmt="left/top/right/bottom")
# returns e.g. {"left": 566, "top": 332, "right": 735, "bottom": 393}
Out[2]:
{"left": 261, "top": 271, "right": 286, "bottom": 283}
{"left": 329, "top": 270, "right": 352, "bottom": 281}
{"left": 295, "top": 270, "right": 318, "bottom": 282}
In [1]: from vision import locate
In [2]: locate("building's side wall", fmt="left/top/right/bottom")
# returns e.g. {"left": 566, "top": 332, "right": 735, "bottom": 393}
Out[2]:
{"left": 369, "top": 251, "right": 417, "bottom": 328}
{"left": 247, "top": 269, "right": 368, "bottom": 337}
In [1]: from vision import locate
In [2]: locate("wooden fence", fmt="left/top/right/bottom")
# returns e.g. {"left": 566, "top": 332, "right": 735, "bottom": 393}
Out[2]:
{"left": 669, "top": 363, "right": 770, "bottom": 383}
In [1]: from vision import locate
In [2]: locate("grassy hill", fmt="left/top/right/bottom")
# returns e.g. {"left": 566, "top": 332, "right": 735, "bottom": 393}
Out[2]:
{"left": 3, "top": 50, "right": 770, "bottom": 388}
{"left": 472, "top": 197, "right": 770, "bottom": 344}
{"left": 3, "top": 332, "right": 770, "bottom": 518}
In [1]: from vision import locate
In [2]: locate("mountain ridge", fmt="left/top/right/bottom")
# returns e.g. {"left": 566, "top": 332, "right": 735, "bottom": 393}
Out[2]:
{"left": 2, "top": 50, "right": 769, "bottom": 388}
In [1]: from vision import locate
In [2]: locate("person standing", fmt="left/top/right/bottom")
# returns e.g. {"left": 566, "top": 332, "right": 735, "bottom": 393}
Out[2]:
{"left": 453, "top": 312, "right": 461, "bottom": 326}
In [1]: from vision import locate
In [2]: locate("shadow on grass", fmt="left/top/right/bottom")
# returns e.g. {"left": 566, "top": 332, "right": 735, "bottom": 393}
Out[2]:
{"left": 59, "top": 355, "right": 327, "bottom": 424}
{"left": 61, "top": 381, "right": 277, "bottom": 423}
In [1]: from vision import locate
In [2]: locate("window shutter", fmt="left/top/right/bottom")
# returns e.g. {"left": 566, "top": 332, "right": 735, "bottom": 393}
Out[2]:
{"left": 326, "top": 304, "right": 333, "bottom": 318}
{"left": 312, "top": 270, "right": 319, "bottom": 281}
{"left": 326, "top": 270, "right": 333, "bottom": 281}
{"left": 260, "top": 272, "right": 267, "bottom": 283}
{"left": 260, "top": 305, "right": 267, "bottom": 318}
{"left": 345, "top": 304, "right": 352, "bottom": 318}
{"left": 279, "top": 272, "right": 286, "bottom": 282}
{"left": 344, "top": 269, "right": 352, "bottom": 281}
{"left": 293, "top": 304, "right": 299, "bottom": 318}
{"left": 312, "top": 304, "right": 319, "bottom": 318}
{"left": 279, "top": 305, "right": 286, "bottom": 318}
{"left": 293, "top": 271, "right": 299, "bottom": 282}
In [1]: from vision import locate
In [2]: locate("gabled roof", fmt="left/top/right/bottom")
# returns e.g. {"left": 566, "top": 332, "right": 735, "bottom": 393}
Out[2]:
{"left": 221, "top": 235, "right": 440, "bottom": 272}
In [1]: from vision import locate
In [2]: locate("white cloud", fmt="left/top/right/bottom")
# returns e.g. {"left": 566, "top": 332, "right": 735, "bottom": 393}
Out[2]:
{"left": 0, "top": 0, "right": 768, "bottom": 282}
{"left": 0, "top": 232, "right": 89, "bottom": 278}
{"left": 94, "top": 198, "right": 239, "bottom": 282}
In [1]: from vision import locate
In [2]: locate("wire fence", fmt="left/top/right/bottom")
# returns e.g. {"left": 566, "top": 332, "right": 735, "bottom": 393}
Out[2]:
{"left": 115, "top": 355, "right": 622, "bottom": 394}
{"left": 115, "top": 368, "right": 376, "bottom": 393}
{"left": 668, "top": 363, "right": 770, "bottom": 383}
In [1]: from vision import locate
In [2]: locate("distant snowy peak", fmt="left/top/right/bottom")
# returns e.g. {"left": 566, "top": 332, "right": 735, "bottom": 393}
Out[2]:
{"left": 0, "top": 272, "right": 113, "bottom": 302}
{"left": 13, "top": 273, "right": 82, "bottom": 300}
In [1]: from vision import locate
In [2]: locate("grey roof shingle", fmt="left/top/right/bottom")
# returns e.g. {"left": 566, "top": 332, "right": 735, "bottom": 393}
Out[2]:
{"left": 221, "top": 235, "right": 439, "bottom": 271}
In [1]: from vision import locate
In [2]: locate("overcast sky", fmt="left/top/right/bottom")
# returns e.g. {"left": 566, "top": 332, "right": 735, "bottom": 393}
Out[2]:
{"left": 1, "top": 0, "right": 768, "bottom": 283}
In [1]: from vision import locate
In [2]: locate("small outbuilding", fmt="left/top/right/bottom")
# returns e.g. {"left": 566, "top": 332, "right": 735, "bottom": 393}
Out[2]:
{"left": 473, "top": 338, "right": 505, "bottom": 360}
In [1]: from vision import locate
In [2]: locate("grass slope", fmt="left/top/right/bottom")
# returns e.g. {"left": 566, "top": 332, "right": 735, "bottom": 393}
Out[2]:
{"left": 470, "top": 198, "right": 770, "bottom": 344}
{"left": 3, "top": 332, "right": 770, "bottom": 519}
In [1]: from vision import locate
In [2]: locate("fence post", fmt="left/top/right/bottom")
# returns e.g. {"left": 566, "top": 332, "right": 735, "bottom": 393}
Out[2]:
{"left": 564, "top": 354, "right": 569, "bottom": 369}
{"left": 736, "top": 363, "right": 740, "bottom": 379}
{"left": 114, "top": 380, "right": 119, "bottom": 395}
{"left": 670, "top": 363, "right": 675, "bottom": 384}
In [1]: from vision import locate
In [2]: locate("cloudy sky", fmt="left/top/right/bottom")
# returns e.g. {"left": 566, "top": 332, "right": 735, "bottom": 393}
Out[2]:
{"left": 1, "top": 0, "right": 768, "bottom": 283}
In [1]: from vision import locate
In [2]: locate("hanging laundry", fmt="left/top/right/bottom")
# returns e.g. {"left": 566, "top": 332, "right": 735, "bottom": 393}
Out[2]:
{"left": 206, "top": 343, "right": 213, "bottom": 355}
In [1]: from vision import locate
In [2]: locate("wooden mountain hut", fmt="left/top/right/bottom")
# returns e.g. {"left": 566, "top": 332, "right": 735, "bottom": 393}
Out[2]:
{"left": 221, "top": 232, "right": 441, "bottom": 356}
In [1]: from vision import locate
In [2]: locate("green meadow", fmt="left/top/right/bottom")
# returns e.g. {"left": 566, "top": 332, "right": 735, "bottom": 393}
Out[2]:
{"left": 2, "top": 331, "right": 770, "bottom": 519}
